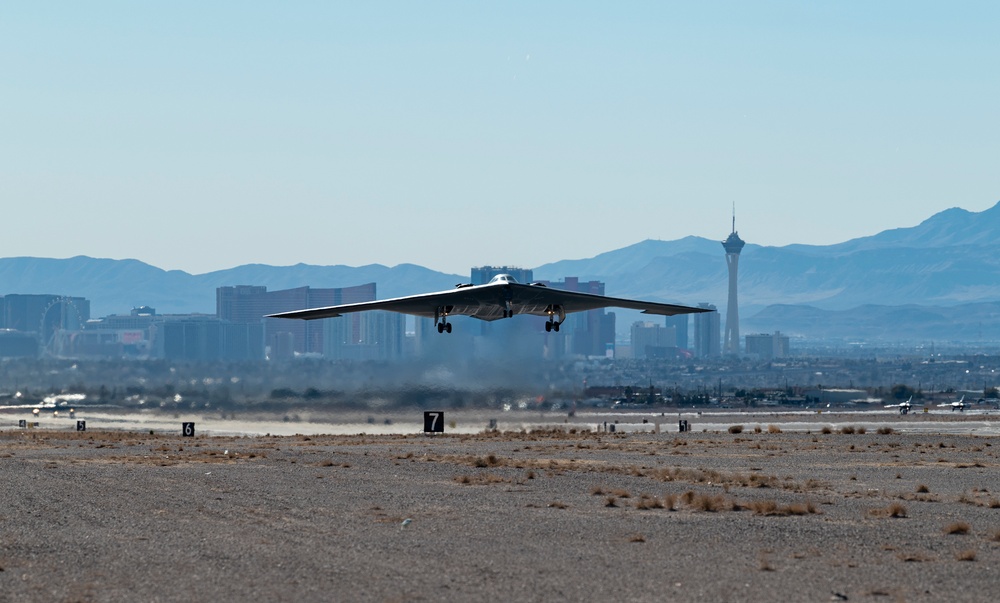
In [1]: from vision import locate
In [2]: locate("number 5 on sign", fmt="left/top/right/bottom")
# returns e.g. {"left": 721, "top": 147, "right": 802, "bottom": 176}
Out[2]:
{"left": 423, "top": 411, "right": 444, "bottom": 433}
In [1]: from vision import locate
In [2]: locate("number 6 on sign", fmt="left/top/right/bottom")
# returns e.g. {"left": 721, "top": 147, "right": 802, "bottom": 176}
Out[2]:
{"left": 423, "top": 411, "right": 444, "bottom": 433}
{"left": 182, "top": 422, "right": 195, "bottom": 437}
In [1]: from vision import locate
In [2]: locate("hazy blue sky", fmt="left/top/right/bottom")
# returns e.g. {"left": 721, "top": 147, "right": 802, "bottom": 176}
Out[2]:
{"left": 3, "top": 2, "right": 998, "bottom": 275}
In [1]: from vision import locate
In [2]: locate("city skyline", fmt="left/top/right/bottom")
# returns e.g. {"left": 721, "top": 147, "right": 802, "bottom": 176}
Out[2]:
{"left": 2, "top": 3, "right": 998, "bottom": 275}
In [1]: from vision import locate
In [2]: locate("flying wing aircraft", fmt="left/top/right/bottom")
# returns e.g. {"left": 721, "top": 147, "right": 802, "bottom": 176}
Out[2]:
{"left": 937, "top": 396, "right": 967, "bottom": 411}
{"left": 268, "top": 273, "right": 710, "bottom": 333}
{"left": 884, "top": 396, "right": 913, "bottom": 415}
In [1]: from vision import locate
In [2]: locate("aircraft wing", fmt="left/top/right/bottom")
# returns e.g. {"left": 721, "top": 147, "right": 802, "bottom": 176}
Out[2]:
{"left": 267, "top": 282, "right": 709, "bottom": 322}
{"left": 266, "top": 287, "right": 483, "bottom": 320}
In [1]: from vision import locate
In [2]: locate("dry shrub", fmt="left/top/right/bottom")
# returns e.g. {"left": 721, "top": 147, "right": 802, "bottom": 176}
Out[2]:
{"left": 681, "top": 491, "right": 697, "bottom": 506}
{"left": 590, "top": 485, "right": 605, "bottom": 496}
{"left": 856, "top": 426, "right": 867, "bottom": 434}
{"left": 916, "top": 484, "right": 930, "bottom": 493}
{"left": 611, "top": 488, "right": 631, "bottom": 499}
{"left": 692, "top": 493, "right": 738, "bottom": 512}
{"left": 454, "top": 473, "right": 507, "bottom": 485}
{"left": 753, "top": 425, "right": 762, "bottom": 433}
{"left": 887, "top": 502, "right": 907, "bottom": 518}
{"left": 821, "top": 426, "right": 833, "bottom": 435}
{"left": 877, "top": 426, "right": 894, "bottom": 435}
{"left": 629, "top": 533, "right": 646, "bottom": 543}
{"left": 605, "top": 496, "right": 618, "bottom": 508}
{"left": 729, "top": 425, "right": 744, "bottom": 434}
{"left": 758, "top": 553, "right": 775, "bottom": 572}
{"left": 840, "top": 426, "right": 856, "bottom": 435}
{"left": 635, "top": 494, "right": 664, "bottom": 510}
{"left": 748, "top": 499, "right": 818, "bottom": 516}
{"left": 547, "top": 501, "right": 568, "bottom": 509}
{"left": 868, "top": 502, "right": 907, "bottom": 518}
{"left": 767, "top": 424, "right": 782, "bottom": 434}
{"left": 944, "top": 521, "right": 971, "bottom": 535}
{"left": 663, "top": 493, "right": 677, "bottom": 511}
{"left": 956, "top": 549, "right": 977, "bottom": 562}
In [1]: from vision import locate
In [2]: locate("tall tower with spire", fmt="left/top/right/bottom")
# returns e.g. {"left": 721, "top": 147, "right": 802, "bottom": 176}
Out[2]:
{"left": 722, "top": 209, "right": 745, "bottom": 355}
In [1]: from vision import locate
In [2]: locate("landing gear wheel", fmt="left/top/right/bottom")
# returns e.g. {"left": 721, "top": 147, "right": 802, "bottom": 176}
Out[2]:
{"left": 545, "top": 321, "right": 552, "bottom": 332}
{"left": 437, "top": 323, "right": 445, "bottom": 333}
{"left": 553, "top": 322, "right": 560, "bottom": 332}
{"left": 445, "top": 323, "right": 452, "bottom": 333}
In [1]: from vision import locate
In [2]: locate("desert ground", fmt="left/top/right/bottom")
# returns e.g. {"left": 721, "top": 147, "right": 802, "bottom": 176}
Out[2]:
{"left": 2, "top": 415, "right": 1000, "bottom": 602}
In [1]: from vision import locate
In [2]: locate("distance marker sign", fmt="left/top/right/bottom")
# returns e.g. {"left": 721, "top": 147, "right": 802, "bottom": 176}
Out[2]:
{"left": 423, "top": 411, "right": 444, "bottom": 433}
{"left": 182, "top": 422, "right": 195, "bottom": 437}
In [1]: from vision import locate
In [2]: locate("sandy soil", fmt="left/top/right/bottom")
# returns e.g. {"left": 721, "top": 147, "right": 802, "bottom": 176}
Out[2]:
{"left": 2, "top": 423, "right": 999, "bottom": 602}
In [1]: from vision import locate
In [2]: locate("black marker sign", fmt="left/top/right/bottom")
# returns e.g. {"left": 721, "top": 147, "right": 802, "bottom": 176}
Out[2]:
{"left": 423, "top": 411, "right": 444, "bottom": 433}
{"left": 18, "top": 419, "right": 26, "bottom": 428}
{"left": 182, "top": 422, "right": 195, "bottom": 437}
{"left": 76, "top": 420, "right": 86, "bottom": 432}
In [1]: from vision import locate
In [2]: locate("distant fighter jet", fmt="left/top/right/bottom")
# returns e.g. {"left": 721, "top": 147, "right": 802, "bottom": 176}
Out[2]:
{"left": 938, "top": 396, "right": 967, "bottom": 412}
{"left": 885, "top": 396, "right": 913, "bottom": 415}
{"left": 268, "top": 273, "right": 709, "bottom": 333}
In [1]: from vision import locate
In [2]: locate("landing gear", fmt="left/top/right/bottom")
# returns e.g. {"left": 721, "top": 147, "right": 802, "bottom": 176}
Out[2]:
{"left": 435, "top": 306, "right": 453, "bottom": 334}
{"left": 544, "top": 304, "right": 565, "bottom": 333}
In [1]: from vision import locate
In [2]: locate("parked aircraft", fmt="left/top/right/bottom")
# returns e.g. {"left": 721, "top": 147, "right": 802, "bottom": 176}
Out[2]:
{"left": 938, "top": 396, "right": 967, "bottom": 411}
{"left": 885, "top": 396, "right": 913, "bottom": 415}
{"left": 268, "top": 273, "right": 709, "bottom": 333}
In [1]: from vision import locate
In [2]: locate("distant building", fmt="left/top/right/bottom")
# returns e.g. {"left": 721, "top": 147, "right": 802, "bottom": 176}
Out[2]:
{"left": 693, "top": 303, "right": 720, "bottom": 358}
{"left": 0, "top": 294, "right": 90, "bottom": 334}
{"left": 745, "top": 331, "right": 790, "bottom": 360}
{"left": 722, "top": 214, "right": 746, "bottom": 355}
{"left": 665, "top": 314, "right": 689, "bottom": 350}
{"left": 630, "top": 321, "right": 677, "bottom": 359}
{"left": 217, "top": 284, "right": 377, "bottom": 358}
{"left": 0, "top": 329, "right": 38, "bottom": 358}
{"left": 152, "top": 315, "right": 264, "bottom": 362}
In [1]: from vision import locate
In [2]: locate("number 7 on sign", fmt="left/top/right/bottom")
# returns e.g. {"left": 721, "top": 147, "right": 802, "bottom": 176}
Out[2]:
{"left": 423, "top": 411, "right": 444, "bottom": 433}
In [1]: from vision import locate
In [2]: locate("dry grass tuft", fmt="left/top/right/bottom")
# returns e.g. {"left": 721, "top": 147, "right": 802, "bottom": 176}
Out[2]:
{"left": 635, "top": 494, "right": 664, "bottom": 510}
{"left": 877, "top": 426, "right": 894, "bottom": 435}
{"left": 748, "top": 499, "right": 819, "bottom": 516}
{"left": 453, "top": 473, "right": 508, "bottom": 485}
{"left": 956, "top": 549, "right": 977, "bottom": 562}
{"left": 590, "top": 485, "right": 605, "bottom": 496}
{"left": 820, "top": 426, "right": 833, "bottom": 434}
{"left": 869, "top": 502, "right": 907, "bottom": 518}
{"left": 547, "top": 501, "right": 568, "bottom": 509}
{"left": 916, "top": 484, "right": 930, "bottom": 493}
{"left": 758, "top": 553, "right": 775, "bottom": 571}
{"left": 605, "top": 496, "right": 618, "bottom": 508}
{"left": 944, "top": 521, "right": 971, "bottom": 535}
{"left": 767, "top": 424, "right": 782, "bottom": 434}
{"left": 629, "top": 533, "right": 646, "bottom": 543}
{"left": 840, "top": 426, "right": 856, "bottom": 435}
{"left": 856, "top": 426, "right": 867, "bottom": 434}
{"left": 728, "top": 425, "right": 744, "bottom": 434}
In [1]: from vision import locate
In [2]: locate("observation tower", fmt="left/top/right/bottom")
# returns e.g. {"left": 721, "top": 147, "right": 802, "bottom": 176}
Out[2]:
{"left": 722, "top": 213, "right": 746, "bottom": 355}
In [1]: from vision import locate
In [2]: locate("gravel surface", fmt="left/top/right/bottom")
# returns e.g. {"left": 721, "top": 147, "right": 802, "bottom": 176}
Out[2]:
{"left": 2, "top": 425, "right": 999, "bottom": 602}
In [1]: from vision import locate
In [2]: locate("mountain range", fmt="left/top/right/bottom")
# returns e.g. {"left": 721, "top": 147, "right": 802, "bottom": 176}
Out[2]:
{"left": 2, "top": 201, "right": 1000, "bottom": 343}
